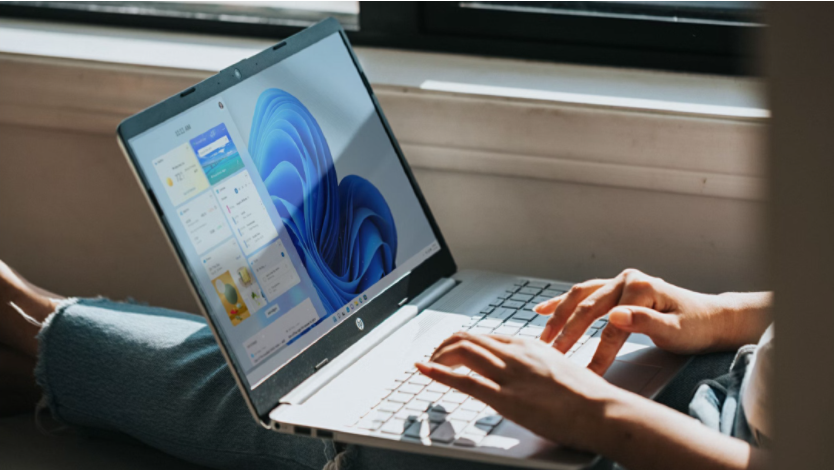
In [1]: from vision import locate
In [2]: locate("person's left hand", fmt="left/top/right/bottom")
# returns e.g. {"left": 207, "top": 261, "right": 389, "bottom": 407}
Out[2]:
{"left": 415, "top": 332, "right": 623, "bottom": 452}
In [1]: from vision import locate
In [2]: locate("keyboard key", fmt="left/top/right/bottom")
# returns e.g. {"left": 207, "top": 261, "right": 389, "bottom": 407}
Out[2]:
{"left": 451, "top": 409, "right": 479, "bottom": 422}
{"left": 428, "top": 406, "right": 451, "bottom": 422}
{"left": 488, "top": 308, "right": 515, "bottom": 320}
{"left": 530, "top": 315, "right": 550, "bottom": 327}
{"left": 523, "top": 301, "right": 540, "bottom": 311}
{"left": 395, "top": 409, "right": 422, "bottom": 421}
{"left": 417, "top": 390, "right": 443, "bottom": 402}
{"left": 394, "top": 372, "right": 413, "bottom": 383}
{"left": 405, "top": 399, "right": 432, "bottom": 412}
{"left": 404, "top": 419, "right": 432, "bottom": 439}
{"left": 527, "top": 281, "right": 549, "bottom": 289}
{"left": 512, "top": 310, "right": 537, "bottom": 321}
{"left": 427, "top": 382, "right": 451, "bottom": 393}
{"left": 467, "top": 314, "right": 485, "bottom": 324}
{"left": 437, "top": 400, "right": 461, "bottom": 413}
{"left": 479, "top": 306, "right": 494, "bottom": 315}
{"left": 381, "top": 418, "right": 410, "bottom": 435}
{"left": 533, "top": 295, "right": 551, "bottom": 304}
{"left": 510, "top": 293, "right": 533, "bottom": 303}
{"left": 488, "top": 298, "right": 503, "bottom": 307}
{"left": 501, "top": 300, "right": 525, "bottom": 309}
{"left": 497, "top": 293, "right": 509, "bottom": 300}
{"left": 478, "top": 318, "right": 502, "bottom": 328}
{"left": 388, "top": 392, "right": 414, "bottom": 403}
{"left": 469, "top": 326, "right": 493, "bottom": 335}
{"left": 477, "top": 414, "right": 504, "bottom": 427}
{"left": 541, "top": 289, "right": 564, "bottom": 297}
{"left": 369, "top": 410, "right": 394, "bottom": 422}
{"left": 518, "top": 287, "right": 541, "bottom": 296}
{"left": 409, "top": 375, "right": 432, "bottom": 386}
{"left": 461, "top": 398, "right": 487, "bottom": 412}
{"left": 377, "top": 401, "right": 403, "bottom": 413}
{"left": 398, "top": 383, "right": 424, "bottom": 395}
{"left": 445, "top": 392, "right": 469, "bottom": 404}
{"left": 512, "top": 280, "right": 528, "bottom": 287}
{"left": 430, "top": 421, "right": 457, "bottom": 443}
{"left": 592, "top": 319, "right": 608, "bottom": 329}
{"left": 504, "top": 319, "right": 526, "bottom": 328}
{"left": 494, "top": 325, "right": 520, "bottom": 336}
{"left": 519, "top": 326, "right": 544, "bottom": 337}
{"left": 449, "top": 419, "right": 470, "bottom": 435}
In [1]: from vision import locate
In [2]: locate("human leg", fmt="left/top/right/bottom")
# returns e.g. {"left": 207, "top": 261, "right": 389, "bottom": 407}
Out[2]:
{"left": 0, "top": 262, "right": 331, "bottom": 470}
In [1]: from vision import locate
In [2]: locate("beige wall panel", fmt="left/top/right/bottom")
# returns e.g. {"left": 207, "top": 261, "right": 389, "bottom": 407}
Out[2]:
{"left": 0, "top": 124, "right": 201, "bottom": 313}
{"left": 413, "top": 168, "right": 766, "bottom": 294}
{"left": 0, "top": 123, "right": 766, "bottom": 314}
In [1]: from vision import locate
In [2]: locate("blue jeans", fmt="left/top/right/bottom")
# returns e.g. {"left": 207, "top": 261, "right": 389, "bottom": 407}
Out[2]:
{"left": 34, "top": 298, "right": 733, "bottom": 470}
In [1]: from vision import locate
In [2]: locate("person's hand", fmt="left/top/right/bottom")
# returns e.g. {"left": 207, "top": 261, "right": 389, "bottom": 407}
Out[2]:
{"left": 532, "top": 269, "right": 770, "bottom": 375}
{"left": 415, "top": 332, "right": 622, "bottom": 452}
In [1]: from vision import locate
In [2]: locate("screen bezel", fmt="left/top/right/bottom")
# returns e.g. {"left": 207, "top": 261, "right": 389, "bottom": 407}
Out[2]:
{"left": 116, "top": 18, "right": 457, "bottom": 422}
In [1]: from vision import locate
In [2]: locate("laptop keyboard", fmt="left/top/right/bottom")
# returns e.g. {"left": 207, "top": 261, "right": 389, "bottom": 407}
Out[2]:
{"left": 350, "top": 279, "right": 609, "bottom": 447}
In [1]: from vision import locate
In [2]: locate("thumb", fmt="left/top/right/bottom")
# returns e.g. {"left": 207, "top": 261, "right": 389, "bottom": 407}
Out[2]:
{"left": 608, "top": 306, "right": 676, "bottom": 338}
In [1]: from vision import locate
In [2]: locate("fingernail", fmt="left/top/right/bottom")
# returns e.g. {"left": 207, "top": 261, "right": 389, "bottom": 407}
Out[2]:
{"left": 609, "top": 307, "right": 633, "bottom": 326}
{"left": 541, "top": 324, "right": 553, "bottom": 341}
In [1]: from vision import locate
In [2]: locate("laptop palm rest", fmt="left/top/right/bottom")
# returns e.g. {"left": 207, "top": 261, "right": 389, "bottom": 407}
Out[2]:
{"left": 603, "top": 361, "right": 661, "bottom": 394}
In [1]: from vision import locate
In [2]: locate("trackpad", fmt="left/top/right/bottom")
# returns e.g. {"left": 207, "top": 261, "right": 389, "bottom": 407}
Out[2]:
{"left": 603, "top": 361, "right": 661, "bottom": 393}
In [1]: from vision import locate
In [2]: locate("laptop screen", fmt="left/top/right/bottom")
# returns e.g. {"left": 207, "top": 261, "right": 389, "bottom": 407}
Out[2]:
{"left": 127, "top": 32, "right": 440, "bottom": 389}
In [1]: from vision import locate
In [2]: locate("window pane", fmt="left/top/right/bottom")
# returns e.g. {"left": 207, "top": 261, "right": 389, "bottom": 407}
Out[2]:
{"left": 461, "top": 2, "right": 763, "bottom": 26}
{"left": 8, "top": 1, "right": 359, "bottom": 29}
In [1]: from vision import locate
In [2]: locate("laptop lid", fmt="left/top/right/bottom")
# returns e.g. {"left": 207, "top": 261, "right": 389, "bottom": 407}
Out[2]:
{"left": 117, "top": 18, "right": 456, "bottom": 422}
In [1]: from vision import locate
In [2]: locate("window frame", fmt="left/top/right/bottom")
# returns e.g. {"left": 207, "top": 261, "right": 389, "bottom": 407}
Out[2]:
{"left": 0, "top": 1, "right": 762, "bottom": 76}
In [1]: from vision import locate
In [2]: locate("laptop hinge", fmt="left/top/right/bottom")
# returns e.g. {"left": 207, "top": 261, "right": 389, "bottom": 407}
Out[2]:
{"left": 275, "top": 277, "right": 458, "bottom": 408}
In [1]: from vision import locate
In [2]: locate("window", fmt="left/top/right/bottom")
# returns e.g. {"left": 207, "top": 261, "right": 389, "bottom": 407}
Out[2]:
{"left": 0, "top": 1, "right": 763, "bottom": 75}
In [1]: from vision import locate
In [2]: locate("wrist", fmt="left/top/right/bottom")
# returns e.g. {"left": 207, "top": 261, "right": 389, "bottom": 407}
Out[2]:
{"left": 713, "top": 292, "right": 772, "bottom": 349}
{"left": 572, "top": 382, "right": 637, "bottom": 455}
{"left": 586, "top": 387, "right": 645, "bottom": 458}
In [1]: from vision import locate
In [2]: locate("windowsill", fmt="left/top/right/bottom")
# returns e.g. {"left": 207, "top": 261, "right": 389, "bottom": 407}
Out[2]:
{"left": 0, "top": 18, "right": 768, "bottom": 201}
{"left": 0, "top": 18, "right": 767, "bottom": 119}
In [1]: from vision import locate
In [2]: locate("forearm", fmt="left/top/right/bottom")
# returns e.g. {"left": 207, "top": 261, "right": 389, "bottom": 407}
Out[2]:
{"left": 713, "top": 292, "right": 772, "bottom": 350}
{"left": 595, "top": 389, "right": 763, "bottom": 470}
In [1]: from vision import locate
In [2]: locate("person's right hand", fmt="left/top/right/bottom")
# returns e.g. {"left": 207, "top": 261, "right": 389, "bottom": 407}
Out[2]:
{"left": 532, "top": 269, "right": 771, "bottom": 375}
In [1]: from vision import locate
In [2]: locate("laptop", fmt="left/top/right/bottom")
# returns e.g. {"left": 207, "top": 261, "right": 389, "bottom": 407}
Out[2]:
{"left": 117, "top": 18, "right": 689, "bottom": 470}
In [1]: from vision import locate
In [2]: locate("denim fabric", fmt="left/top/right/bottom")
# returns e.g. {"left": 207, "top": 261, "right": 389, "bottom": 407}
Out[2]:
{"left": 36, "top": 298, "right": 332, "bottom": 470}
{"left": 34, "top": 298, "right": 732, "bottom": 470}
{"left": 687, "top": 346, "right": 758, "bottom": 446}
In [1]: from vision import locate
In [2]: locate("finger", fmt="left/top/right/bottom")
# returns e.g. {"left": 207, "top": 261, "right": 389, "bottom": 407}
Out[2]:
{"left": 552, "top": 278, "right": 625, "bottom": 352}
{"left": 416, "top": 362, "right": 501, "bottom": 404}
{"left": 431, "top": 340, "right": 508, "bottom": 380}
{"left": 539, "top": 279, "right": 608, "bottom": 343}
{"left": 532, "top": 293, "right": 566, "bottom": 315}
{"left": 434, "top": 332, "right": 469, "bottom": 355}
{"left": 432, "top": 332, "right": 515, "bottom": 362}
{"left": 433, "top": 329, "right": 506, "bottom": 355}
{"left": 587, "top": 323, "right": 630, "bottom": 375}
{"left": 608, "top": 306, "right": 679, "bottom": 340}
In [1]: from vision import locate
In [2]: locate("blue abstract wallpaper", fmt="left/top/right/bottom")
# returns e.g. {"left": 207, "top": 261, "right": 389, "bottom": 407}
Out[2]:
{"left": 248, "top": 89, "right": 398, "bottom": 313}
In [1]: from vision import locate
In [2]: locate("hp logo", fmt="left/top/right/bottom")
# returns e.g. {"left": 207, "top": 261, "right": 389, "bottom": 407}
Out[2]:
{"left": 355, "top": 317, "right": 365, "bottom": 331}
